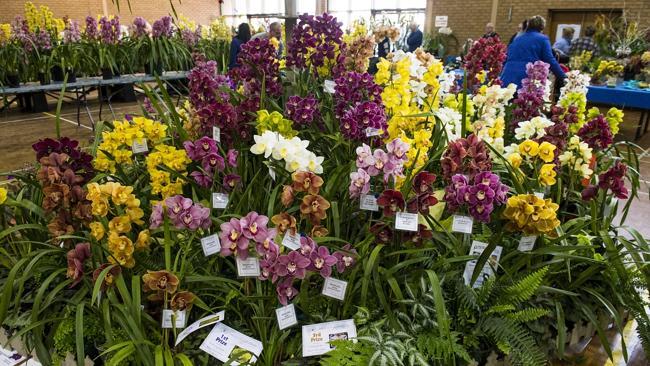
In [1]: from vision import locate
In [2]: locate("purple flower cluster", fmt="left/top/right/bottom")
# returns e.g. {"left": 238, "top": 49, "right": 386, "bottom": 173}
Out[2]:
{"left": 340, "top": 100, "right": 387, "bottom": 141}
{"left": 407, "top": 171, "right": 439, "bottom": 215}
{"left": 84, "top": 16, "right": 99, "bottom": 40}
{"left": 63, "top": 20, "right": 81, "bottom": 44}
{"left": 260, "top": 235, "right": 357, "bottom": 305}
{"left": 98, "top": 16, "right": 120, "bottom": 45}
{"left": 34, "top": 29, "right": 51, "bottom": 51}
{"left": 150, "top": 195, "right": 211, "bottom": 231}
{"left": 183, "top": 136, "right": 239, "bottom": 190}
{"left": 444, "top": 171, "right": 509, "bottom": 222}
{"left": 582, "top": 161, "right": 628, "bottom": 201}
{"left": 286, "top": 13, "right": 344, "bottom": 71}
{"left": 334, "top": 71, "right": 382, "bottom": 119}
{"left": 32, "top": 137, "right": 94, "bottom": 181}
{"left": 577, "top": 115, "right": 613, "bottom": 150}
{"left": 130, "top": 17, "right": 149, "bottom": 38}
{"left": 349, "top": 139, "right": 409, "bottom": 197}
{"left": 232, "top": 37, "right": 282, "bottom": 98}
{"left": 180, "top": 27, "right": 201, "bottom": 47}
{"left": 285, "top": 95, "right": 319, "bottom": 126}
{"left": 152, "top": 16, "right": 174, "bottom": 38}
{"left": 512, "top": 61, "right": 549, "bottom": 128}
{"left": 220, "top": 212, "right": 273, "bottom": 259}
{"left": 188, "top": 60, "right": 238, "bottom": 140}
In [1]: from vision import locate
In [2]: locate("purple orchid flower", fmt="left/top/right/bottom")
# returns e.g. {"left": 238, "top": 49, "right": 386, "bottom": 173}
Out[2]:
{"left": 309, "top": 245, "right": 338, "bottom": 278}
{"left": 275, "top": 251, "right": 310, "bottom": 279}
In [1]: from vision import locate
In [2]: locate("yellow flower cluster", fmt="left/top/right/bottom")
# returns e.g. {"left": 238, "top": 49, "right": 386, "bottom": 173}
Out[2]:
{"left": 0, "top": 24, "right": 11, "bottom": 44}
{"left": 87, "top": 182, "right": 149, "bottom": 268}
{"left": 94, "top": 117, "right": 168, "bottom": 173}
{"left": 586, "top": 106, "right": 624, "bottom": 135}
{"left": 24, "top": 2, "right": 62, "bottom": 33}
{"left": 559, "top": 91, "right": 587, "bottom": 132}
{"left": 145, "top": 145, "right": 190, "bottom": 199}
{"left": 503, "top": 194, "right": 560, "bottom": 236}
{"left": 205, "top": 17, "right": 231, "bottom": 40}
{"left": 595, "top": 60, "right": 624, "bottom": 78}
{"left": 505, "top": 140, "right": 557, "bottom": 187}
{"left": 558, "top": 136, "right": 593, "bottom": 180}
{"left": 0, "top": 187, "right": 7, "bottom": 205}
{"left": 177, "top": 14, "right": 197, "bottom": 32}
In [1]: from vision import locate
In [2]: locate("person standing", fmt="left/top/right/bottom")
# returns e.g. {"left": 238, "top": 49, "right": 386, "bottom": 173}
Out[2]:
{"left": 569, "top": 26, "right": 600, "bottom": 57}
{"left": 229, "top": 23, "right": 251, "bottom": 70}
{"left": 378, "top": 36, "right": 391, "bottom": 58}
{"left": 553, "top": 27, "right": 574, "bottom": 62}
{"left": 500, "top": 15, "right": 566, "bottom": 90}
{"left": 482, "top": 22, "right": 498, "bottom": 38}
{"left": 251, "top": 22, "right": 284, "bottom": 57}
{"left": 407, "top": 22, "right": 423, "bottom": 52}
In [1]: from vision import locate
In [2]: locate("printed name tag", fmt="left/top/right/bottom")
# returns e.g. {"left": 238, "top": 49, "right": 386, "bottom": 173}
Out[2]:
{"left": 213, "top": 126, "right": 221, "bottom": 142}
{"left": 322, "top": 277, "right": 347, "bottom": 301}
{"left": 236, "top": 257, "right": 261, "bottom": 277}
{"left": 517, "top": 235, "right": 537, "bottom": 252}
{"left": 302, "top": 319, "right": 357, "bottom": 357}
{"left": 360, "top": 194, "right": 379, "bottom": 211}
{"left": 534, "top": 192, "right": 544, "bottom": 199}
{"left": 212, "top": 193, "right": 229, "bottom": 209}
{"left": 200, "top": 323, "right": 263, "bottom": 365}
{"left": 201, "top": 234, "right": 221, "bottom": 256}
{"left": 365, "top": 127, "right": 382, "bottom": 137}
{"left": 452, "top": 215, "right": 473, "bottom": 234}
{"left": 395, "top": 212, "right": 418, "bottom": 232}
{"left": 323, "top": 80, "right": 336, "bottom": 94}
{"left": 463, "top": 241, "right": 503, "bottom": 288}
{"left": 282, "top": 231, "right": 301, "bottom": 251}
{"left": 175, "top": 311, "right": 225, "bottom": 346}
{"left": 276, "top": 304, "right": 298, "bottom": 330}
{"left": 131, "top": 139, "right": 148, "bottom": 154}
{"left": 162, "top": 309, "right": 186, "bottom": 329}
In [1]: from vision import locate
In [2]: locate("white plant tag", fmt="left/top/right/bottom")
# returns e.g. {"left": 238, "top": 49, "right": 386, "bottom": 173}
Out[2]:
{"left": 162, "top": 309, "right": 187, "bottom": 329}
{"left": 236, "top": 257, "right": 261, "bottom": 277}
{"left": 322, "top": 277, "right": 348, "bottom": 301}
{"left": 212, "top": 192, "right": 229, "bottom": 209}
{"left": 282, "top": 231, "right": 301, "bottom": 250}
{"left": 395, "top": 212, "right": 418, "bottom": 232}
{"left": 131, "top": 139, "right": 148, "bottom": 154}
{"left": 302, "top": 319, "right": 357, "bottom": 357}
{"left": 452, "top": 215, "right": 473, "bottom": 234}
{"left": 323, "top": 79, "right": 336, "bottom": 94}
{"left": 463, "top": 241, "right": 503, "bottom": 288}
{"left": 213, "top": 126, "right": 221, "bottom": 142}
{"left": 276, "top": 304, "right": 298, "bottom": 330}
{"left": 175, "top": 311, "right": 225, "bottom": 346}
{"left": 518, "top": 236, "right": 537, "bottom": 252}
{"left": 534, "top": 192, "right": 545, "bottom": 199}
{"left": 365, "top": 127, "right": 382, "bottom": 137}
{"left": 360, "top": 194, "right": 379, "bottom": 211}
{"left": 201, "top": 234, "right": 221, "bottom": 256}
{"left": 200, "top": 323, "right": 263, "bottom": 365}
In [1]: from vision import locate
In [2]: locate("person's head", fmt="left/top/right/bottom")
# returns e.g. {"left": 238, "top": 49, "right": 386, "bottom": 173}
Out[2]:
{"left": 518, "top": 19, "right": 528, "bottom": 32}
{"left": 409, "top": 21, "right": 418, "bottom": 32}
{"left": 485, "top": 22, "right": 495, "bottom": 34}
{"left": 584, "top": 26, "right": 596, "bottom": 37}
{"left": 562, "top": 27, "right": 575, "bottom": 39}
{"left": 527, "top": 15, "right": 546, "bottom": 32}
{"left": 237, "top": 23, "right": 251, "bottom": 42}
{"left": 269, "top": 22, "right": 282, "bottom": 39}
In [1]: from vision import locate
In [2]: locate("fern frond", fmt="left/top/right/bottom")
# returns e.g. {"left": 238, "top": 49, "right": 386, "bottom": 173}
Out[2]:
{"left": 485, "top": 304, "right": 516, "bottom": 315}
{"left": 480, "top": 316, "right": 546, "bottom": 366}
{"left": 506, "top": 307, "right": 551, "bottom": 323}
{"left": 502, "top": 267, "right": 548, "bottom": 306}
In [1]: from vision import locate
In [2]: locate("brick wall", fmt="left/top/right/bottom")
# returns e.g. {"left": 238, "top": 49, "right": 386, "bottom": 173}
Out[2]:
{"left": 426, "top": 0, "right": 648, "bottom": 48}
{"left": 0, "top": 0, "right": 221, "bottom": 25}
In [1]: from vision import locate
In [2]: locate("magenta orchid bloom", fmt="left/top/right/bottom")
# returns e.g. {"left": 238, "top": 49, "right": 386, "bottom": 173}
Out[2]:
{"left": 349, "top": 169, "right": 371, "bottom": 199}
{"left": 275, "top": 251, "right": 310, "bottom": 279}
{"left": 223, "top": 174, "right": 242, "bottom": 192}
{"left": 201, "top": 153, "right": 225, "bottom": 173}
{"left": 241, "top": 211, "right": 269, "bottom": 242}
{"left": 190, "top": 171, "right": 212, "bottom": 187}
{"left": 165, "top": 195, "right": 193, "bottom": 221}
{"left": 255, "top": 228, "right": 278, "bottom": 255}
{"left": 355, "top": 144, "right": 374, "bottom": 169}
{"left": 219, "top": 218, "right": 250, "bottom": 258}
{"left": 333, "top": 244, "right": 357, "bottom": 274}
{"left": 149, "top": 202, "right": 164, "bottom": 229}
{"left": 276, "top": 278, "right": 299, "bottom": 305}
{"left": 183, "top": 136, "right": 217, "bottom": 161}
{"left": 177, "top": 205, "right": 211, "bottom": 230}
{"left": 309, "top": 245, "right": 338, "bottom": 278}
{"left": 367, "top": 149, "right": 388, "bottom": 176}
{"left": 386, "top": 138, "right": 409, "bottom": 160}
{"left": 226, "top": 149, "right": 239, "bottom": 167}
{"left": 299, "top": 236, "right": 316, "bottom": 257}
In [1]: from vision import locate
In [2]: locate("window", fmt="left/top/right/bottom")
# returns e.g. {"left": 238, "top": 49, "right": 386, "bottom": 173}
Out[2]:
{"left": 221, "top": 0, "right": 285, "bottom": 27}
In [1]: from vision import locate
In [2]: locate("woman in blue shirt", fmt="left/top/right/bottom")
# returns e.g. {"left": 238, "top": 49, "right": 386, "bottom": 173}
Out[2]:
{"left": 228, "top": 23, "right": 251, "bottom": 70}
{"left": 501, "top": 16, "right": 566, "bottom": 90}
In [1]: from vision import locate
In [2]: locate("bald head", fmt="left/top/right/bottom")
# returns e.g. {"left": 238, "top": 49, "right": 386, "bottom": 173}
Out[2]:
{"left": 485, "top": 23, "right": 495, "bottom": 33}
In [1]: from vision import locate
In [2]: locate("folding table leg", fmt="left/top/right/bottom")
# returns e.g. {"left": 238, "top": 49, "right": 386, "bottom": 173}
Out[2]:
{"left": 635, "top": 110, "right": 646, "bottom": 140}
{"left": 644, "top": 110, "right": 650, "bottom": 134}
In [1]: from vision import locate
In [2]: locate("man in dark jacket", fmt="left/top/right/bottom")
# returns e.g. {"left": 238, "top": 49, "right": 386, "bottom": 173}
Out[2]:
{"left": 407, "top": 22, "right": 423, "bottom": 52}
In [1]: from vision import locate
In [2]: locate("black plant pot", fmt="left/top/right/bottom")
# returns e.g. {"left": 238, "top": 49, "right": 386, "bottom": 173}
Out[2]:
{"left": 66, "top": 69, "right": 77, "bottom": 83}
{"left": 51, "top": 65, "right": 65, "bottom": 82}
{"left": 102, "top": 68, "right": 119, "bottom": 80}
{"left": 144, "top": 62, "right": 163, "bottom": 76}
{"left": 38, "top": 72, "right": 50, "bottom": 85}
{"left": 5, "top": 74, "right": 20, "bottom": 88}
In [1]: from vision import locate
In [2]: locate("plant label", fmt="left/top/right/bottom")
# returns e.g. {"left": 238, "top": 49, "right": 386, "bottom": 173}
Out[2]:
{"left": 200, "top": 323, "right": 263, "bottom": 365}
{"left": 365, "top": 127, "right": 382, "bottom": 137}
{"left": 360, "top": 194, "right": 379, "bottom": 211}
{"left": 534, "top": 191, "right": 545, "bottom": 199}
{"left": 395, "top": 212, "right": 418, "bottom": 232}
{"left": 212, "top": 193, "right": 229, "bottom": 209}
{"left": 322, "top": 277, "right": 347, "bottom": 301}
{"left": 275, "top": 304, "right": 298, "bottom": 330}
{"left": 236, "top": 257, "right": 261, "bottom": 277}
{"left": 323, "top": 80, "right": 336, "bottom": 94}
{"left": 518, "top": 236, "right": 537, "bottom": 252}
{"left": 452, "top": 215, "right": 473, "bottom": 234}
{"left": 0, "top": 347, "right": 26, "bottom": 365}
{"left": 162, "top": 309, "right": 186, "bottom": 329}
{"left": 175, "top": 311, "right": 225, "bottom": 346}
{"left": 213, "top": 126, "right": 221, "bottom": 142}
{"left": 201, "top": 234, "right": 221, "bottom": 256}
{"left": 302, "top": 319, "right": 357, "bottom": 357}
{"left": 463, "top": 241, "right": 503, "bottom": 288}
{"left": 282, "top": 231, "right": 301, "bottom": 251}
{"left": 131, "top": 139, "right": 148, "bottom": 154}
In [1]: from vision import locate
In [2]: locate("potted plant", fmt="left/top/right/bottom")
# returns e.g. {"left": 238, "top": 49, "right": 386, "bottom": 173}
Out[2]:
{"left": 594, "top": 59, "right": 624, "bottom": 87}
{"left": 0, "top": 27, "right": 25, "bottom": 87}
{"left": 51, "top": 18, "right": 82, "bottom": 82}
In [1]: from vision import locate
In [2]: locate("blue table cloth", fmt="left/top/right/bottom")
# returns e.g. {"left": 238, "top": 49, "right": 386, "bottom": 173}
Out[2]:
{"left": 587, "top": 85, "right": 650, "bottom": 110}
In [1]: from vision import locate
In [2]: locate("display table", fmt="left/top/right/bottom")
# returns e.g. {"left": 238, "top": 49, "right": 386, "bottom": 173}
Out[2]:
{"left": 587, "top": 85, "right": 650, "bottom": 140}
